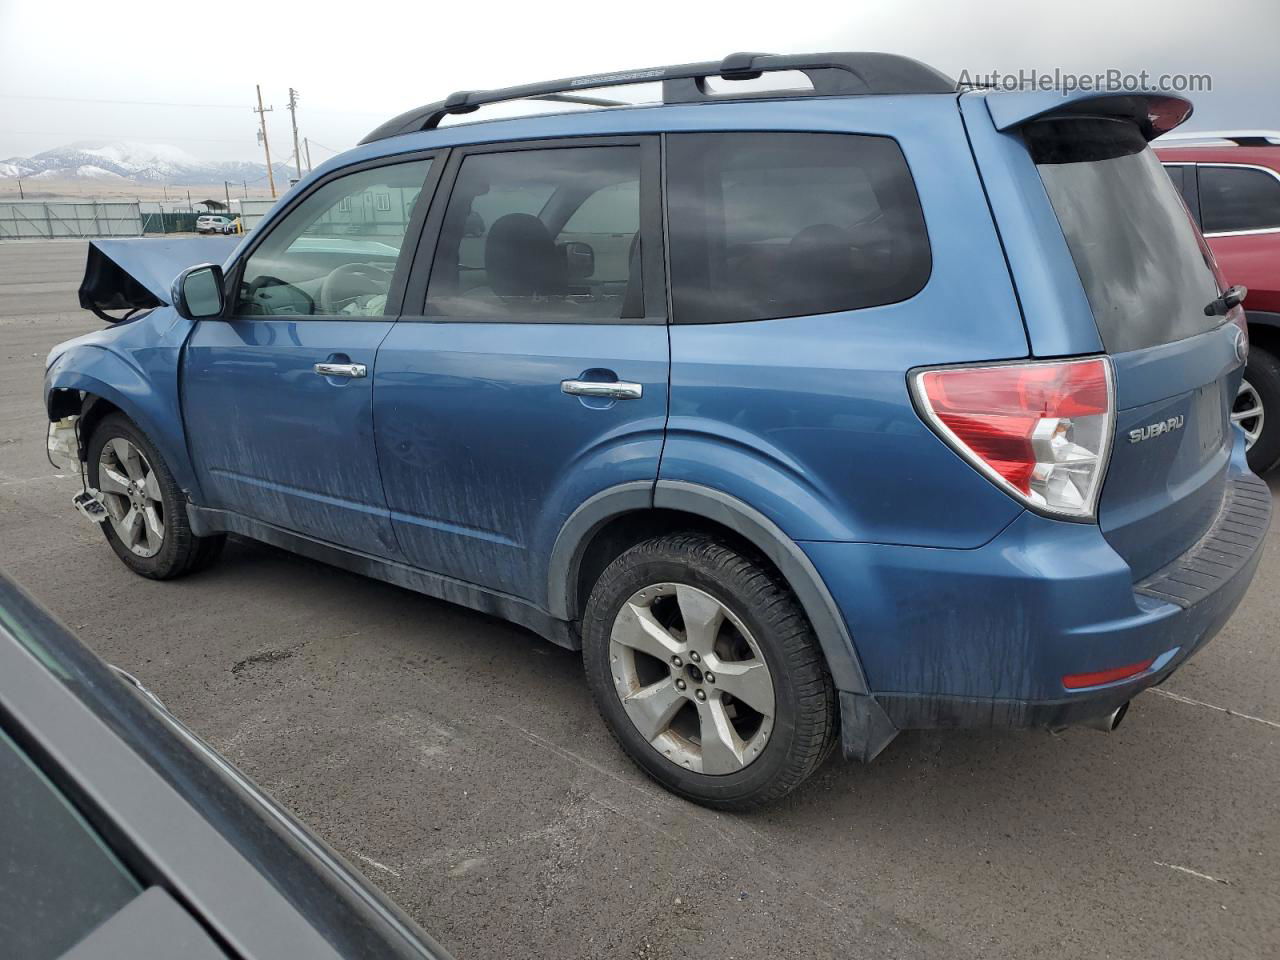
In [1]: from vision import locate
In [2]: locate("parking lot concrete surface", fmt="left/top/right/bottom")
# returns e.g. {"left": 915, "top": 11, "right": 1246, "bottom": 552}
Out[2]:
{"left": 2, "top": 239, "right": 1278, "bottom": 960}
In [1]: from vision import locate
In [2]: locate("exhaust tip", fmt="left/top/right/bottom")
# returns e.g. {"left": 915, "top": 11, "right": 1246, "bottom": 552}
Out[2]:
{"left": 1081, "top": 701, "right": 1130, "bottom": 733}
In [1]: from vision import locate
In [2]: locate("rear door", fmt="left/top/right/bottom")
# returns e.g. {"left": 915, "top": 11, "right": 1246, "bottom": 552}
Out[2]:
{"left": 373, "top": 137, "right": 668, "bottom": 601}
{"left": 1024, "top": 118, "right": 1244, "bottom": 579}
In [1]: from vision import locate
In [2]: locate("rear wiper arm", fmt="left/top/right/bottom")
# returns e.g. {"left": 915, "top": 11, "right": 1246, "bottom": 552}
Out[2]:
{"left": 1205, "top": 284, "right": 1247, "bottom": 317}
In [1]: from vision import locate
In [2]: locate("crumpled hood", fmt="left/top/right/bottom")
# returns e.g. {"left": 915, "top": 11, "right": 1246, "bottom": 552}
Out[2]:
{"left": 79, "top": 236, "right": 240, "bottom": 317}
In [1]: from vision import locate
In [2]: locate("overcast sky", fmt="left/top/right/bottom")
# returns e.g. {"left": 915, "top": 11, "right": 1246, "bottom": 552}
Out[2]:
{"left": 1, "top": 0, "right": 1276, "bottom": 163}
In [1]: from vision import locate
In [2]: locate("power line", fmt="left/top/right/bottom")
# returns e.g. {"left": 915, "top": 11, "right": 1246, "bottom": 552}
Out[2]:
{"left": 1, "top": 93, "right": 383, "bottom": 115}
{"left": 2, "top": 94, "right": 243, "bottom": 108}
{"left": 304, "top": 139, "right": 343, "bottom": 156}
{"left": 8, "top": 130, "right": 255, "bottom": 144}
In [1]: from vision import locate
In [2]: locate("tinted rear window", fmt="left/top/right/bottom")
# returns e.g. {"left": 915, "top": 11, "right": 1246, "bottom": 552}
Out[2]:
{"left": 1027, "top": 119, "right": 1221, "bottom": 354}
{"left": 665, "top": 132, "right": 930, "bottom": 324}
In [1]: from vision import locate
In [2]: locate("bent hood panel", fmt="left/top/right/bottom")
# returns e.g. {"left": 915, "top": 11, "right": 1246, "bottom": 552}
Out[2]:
{"left": 79, "top": 237, "right": 240, "bottom": 315}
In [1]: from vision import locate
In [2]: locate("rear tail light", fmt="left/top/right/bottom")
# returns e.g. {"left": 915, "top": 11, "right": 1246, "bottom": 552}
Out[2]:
{"left": 912, "top": 357, "right": 1114, "bottom": 520}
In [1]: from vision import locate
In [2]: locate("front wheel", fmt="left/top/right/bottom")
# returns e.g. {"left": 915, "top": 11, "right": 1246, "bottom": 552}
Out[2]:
{"left": 86, "top": 413, "right": 225, "bottom": 579}
{"left": 582, "top": 533, "right": 837, "bottom": 810}
{"left": 1237, "top": 345, "right": 1280, "bottom": 474}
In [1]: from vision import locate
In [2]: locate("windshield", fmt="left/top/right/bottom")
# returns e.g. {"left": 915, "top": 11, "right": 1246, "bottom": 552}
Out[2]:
{"left": 1026, "top": 118, "right": 1222, "bottom": 354}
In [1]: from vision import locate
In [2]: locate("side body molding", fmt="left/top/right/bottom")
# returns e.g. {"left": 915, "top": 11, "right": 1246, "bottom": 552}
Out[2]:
{"left": 652, "top": 481, "right": 870, "bottom": 696}
{"left": 547, "top": 480, "right": 872, "bottom": 697}
{"left": 546, "top": 481, "right": 655, "bottom": 621}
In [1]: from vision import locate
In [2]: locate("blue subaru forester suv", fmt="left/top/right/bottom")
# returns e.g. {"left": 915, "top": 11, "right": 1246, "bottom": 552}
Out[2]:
{"left": 45, "top": 53, "right": 1270, "bottom": 808}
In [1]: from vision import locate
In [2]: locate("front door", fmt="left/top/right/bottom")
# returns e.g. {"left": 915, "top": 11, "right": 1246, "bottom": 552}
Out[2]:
{"left": 374, "top": 138, "right": 669, "bottom": 601}
{"left": 183, "top": 156, "right": 438, "bottom": 558}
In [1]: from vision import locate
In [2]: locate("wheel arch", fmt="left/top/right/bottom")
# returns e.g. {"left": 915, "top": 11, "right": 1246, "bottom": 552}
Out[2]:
{"left": 1247, "top": 312, "right": 1280, "bottom": 355}
{"left": 45, "top": 353, "right": 202, "bottom": 498}
{"left": 548, "top": 480, "right": 870, "bottom": 696}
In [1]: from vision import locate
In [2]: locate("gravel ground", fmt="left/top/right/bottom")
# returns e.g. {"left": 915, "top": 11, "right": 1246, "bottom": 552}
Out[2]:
{"left": 2, "top": 239, "right": 1278, "bottom": 960}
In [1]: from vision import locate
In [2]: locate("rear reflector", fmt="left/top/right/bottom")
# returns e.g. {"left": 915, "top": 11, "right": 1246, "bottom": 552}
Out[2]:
{"left": 1062, "top": 658, "right": 1155, "bottom": 690}
{"left": 912, "top": 357, "right": 1114, "bottom": 520}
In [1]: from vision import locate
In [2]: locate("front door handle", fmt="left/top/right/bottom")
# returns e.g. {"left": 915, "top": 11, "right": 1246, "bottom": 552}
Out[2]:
{"left": 314, "top": 362, "right": 367, "bottom": 379}
{"left": 561, "top": 379, "right": 643, "bottom": 400}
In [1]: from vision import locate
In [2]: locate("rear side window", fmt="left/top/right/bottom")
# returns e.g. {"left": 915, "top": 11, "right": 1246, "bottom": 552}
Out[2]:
{"left": 665, "top": 132, "right": 930, "bottom": 324}
{"left": 1199, "top": 165, "right": 1280, "bottom": 234}
{"left": 1028, "top": 119, "right": 1221, "bottom": 354}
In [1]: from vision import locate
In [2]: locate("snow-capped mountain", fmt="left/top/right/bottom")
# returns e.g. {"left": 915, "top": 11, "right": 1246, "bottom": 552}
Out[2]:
{"left": 0, "top": 141, "right": 293, "bottom": 185}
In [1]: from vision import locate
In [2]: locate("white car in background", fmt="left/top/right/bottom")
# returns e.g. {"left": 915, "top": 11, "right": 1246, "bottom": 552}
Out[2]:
{"left": 196, "top": 214, "right": 237, "bottom": 235}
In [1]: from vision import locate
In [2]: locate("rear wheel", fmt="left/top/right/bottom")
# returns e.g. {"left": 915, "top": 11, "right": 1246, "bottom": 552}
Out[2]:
{"left": 1238, "top": 344, "right": 1280, "bottom": 474}
{"left": 87, "top": 413, "right": 225, "bottom": 579}
{"left": 582, "top": 533, "right": 836, "bottom": 810}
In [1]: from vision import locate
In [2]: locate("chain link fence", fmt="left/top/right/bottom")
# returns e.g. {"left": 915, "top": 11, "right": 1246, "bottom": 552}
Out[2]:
{"left": 0, "top": 201, "right": 143, "bottom": 239}
{"left": 0, "top": 199, "right": 281, "bottom": 239}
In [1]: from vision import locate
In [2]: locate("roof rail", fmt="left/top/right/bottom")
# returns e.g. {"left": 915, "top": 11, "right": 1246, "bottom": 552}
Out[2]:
{"left": 360, "top": 51, "right": 955, "bottom": 144}
{"left": 1157, "top": 130, "right": 1280, "bottom": 147}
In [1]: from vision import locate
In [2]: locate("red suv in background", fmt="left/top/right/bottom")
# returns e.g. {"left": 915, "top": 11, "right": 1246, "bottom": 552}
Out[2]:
{"left": 1157, "top": 131, "right": 1280, "bottom": 472}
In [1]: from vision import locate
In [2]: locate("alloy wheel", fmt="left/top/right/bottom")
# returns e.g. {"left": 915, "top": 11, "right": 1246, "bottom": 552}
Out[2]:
{"left": 608, "top": 583, "right": 776, "bottom": 774}
{"left": 97, "top": 437, "right": 165, "bottom": 558}
{"left": 1233, "top": 378, "right": 1265, "bottom": 450}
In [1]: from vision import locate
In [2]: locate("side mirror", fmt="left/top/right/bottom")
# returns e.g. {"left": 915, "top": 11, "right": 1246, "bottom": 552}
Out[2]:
{"left": 172, "top": 263, "right": 225, "bottom": 320}
{"left": 561, "top": 241, "right": 595, "bottom": 281}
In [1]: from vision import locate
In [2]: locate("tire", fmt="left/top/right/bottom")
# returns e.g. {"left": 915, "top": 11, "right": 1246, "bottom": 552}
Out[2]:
{"left": 582, "top": 533, "right": 837, "bottom": 810}
{"left": 1241, "top": 344, "right": 1280, "bottom": 474}
{"left": 86, "top": 413, "right": 225, "bottom": 579}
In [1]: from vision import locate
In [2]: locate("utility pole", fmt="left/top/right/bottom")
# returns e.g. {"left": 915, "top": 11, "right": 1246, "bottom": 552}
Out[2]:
{"left": 224, "top": 180, "right": 232, "bottom": 213}
{"left": 287, "top": 87, "right": 303, "bottom": 181}
{"left": 16, "top": 178, "right": 23, "bottom": 200}
{"left": 254, "top": 84, "right": 276, "bottom": 198}
{"left": 243, "top": 180, "right": 248, "bottom": 198}
{"left": 304, "top": 138, "right": 313, "bottom": 174}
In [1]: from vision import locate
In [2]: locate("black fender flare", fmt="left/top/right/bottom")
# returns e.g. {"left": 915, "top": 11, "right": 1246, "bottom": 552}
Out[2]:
{"left": 546, "top": 479, "right": 870, "bottom": 696}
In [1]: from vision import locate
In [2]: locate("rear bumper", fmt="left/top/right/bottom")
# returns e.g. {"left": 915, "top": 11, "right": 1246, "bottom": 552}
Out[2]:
{"left": 806, "top": 449, "right": 1270, "bottom": 749}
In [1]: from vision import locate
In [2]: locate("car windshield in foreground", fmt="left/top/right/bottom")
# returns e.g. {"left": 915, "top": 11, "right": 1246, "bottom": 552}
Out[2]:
{"left": 0, "top": 726, "right": 140, "bottom": 959}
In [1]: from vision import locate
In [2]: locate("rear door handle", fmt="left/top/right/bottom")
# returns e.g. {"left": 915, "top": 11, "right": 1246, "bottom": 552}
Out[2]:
{"left": 561, "top": 379, "right": 643, "bottom": 400}
{"left": 314, "top": 362, "right": 367, "bottom": 379}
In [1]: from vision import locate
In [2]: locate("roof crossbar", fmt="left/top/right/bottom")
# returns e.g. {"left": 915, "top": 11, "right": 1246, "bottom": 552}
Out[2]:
{"left": 360, "top": 51, "right": 955, "bottom": 144}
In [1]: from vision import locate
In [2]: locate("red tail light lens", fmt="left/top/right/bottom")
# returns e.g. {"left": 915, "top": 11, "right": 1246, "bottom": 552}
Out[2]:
{"left": 913, "top": 357, "right": 1114, "bottom": 519}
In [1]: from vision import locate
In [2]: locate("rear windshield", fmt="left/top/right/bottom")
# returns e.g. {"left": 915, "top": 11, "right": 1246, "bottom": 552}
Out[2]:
{"left": 1026, "top": 118, "right": 1222, "bottom": 354}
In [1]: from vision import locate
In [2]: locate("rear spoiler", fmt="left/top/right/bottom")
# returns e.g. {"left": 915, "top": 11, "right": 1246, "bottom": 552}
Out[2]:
{"left": 79, "top": 237, "right": 239, "bottom": 322}
{"left": 983, "top": 90, "right": 1194, "bottom": 141}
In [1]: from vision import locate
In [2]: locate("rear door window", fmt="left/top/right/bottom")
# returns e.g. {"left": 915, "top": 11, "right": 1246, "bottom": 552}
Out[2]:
{"left": 425, "top": 146, "right": 643, "bottom": 320}
{"left": 1027, "top": 119, "right": 1221, "bottom": 354}
{"left": 664, "top": 132, "right": 930, "bottom": 324}
{"left": 1198, "top": 165, "right": 1280, "bottom": 234}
